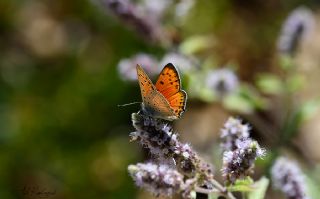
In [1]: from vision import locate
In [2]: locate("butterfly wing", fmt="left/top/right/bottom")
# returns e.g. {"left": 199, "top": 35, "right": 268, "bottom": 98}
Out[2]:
{"left": 155, "top": 63, "right": 187, "bottom": 118}
{"left": 144, "top": 90, "right": 177, "bottom": 120}
{"left": 155, "top": 63, "right": 180, "bottom": 98}
{"left": 136, "top": 64, "right": 157, "bottom": 102}
{"left": 136, "top": 64, "right": 176, "bottom": 120}
{"left": 166, "top": 90, "right": 187, "bottom": 117}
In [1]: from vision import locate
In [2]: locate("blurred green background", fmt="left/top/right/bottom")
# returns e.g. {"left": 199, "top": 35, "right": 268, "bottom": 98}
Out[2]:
{"left": 1, "top": 0, "right": 320, "bottom": 199}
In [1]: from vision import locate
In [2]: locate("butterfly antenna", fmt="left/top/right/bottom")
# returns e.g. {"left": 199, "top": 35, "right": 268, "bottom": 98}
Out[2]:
{"left": 117, "top": 102, "right": 141, "bottom": 107}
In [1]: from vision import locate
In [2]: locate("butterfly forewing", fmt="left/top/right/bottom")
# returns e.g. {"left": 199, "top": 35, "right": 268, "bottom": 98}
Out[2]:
{"left": 155, "top": 63, "right": 186, "bottom": 118}
{"left": 136, "top": 64, "right": 156, "bottom": 101}
{"left": 155, "top": 63, "right": 180, "bottom": 98}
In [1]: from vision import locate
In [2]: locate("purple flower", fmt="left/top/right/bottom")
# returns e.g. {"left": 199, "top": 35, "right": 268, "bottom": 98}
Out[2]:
{"left": 277, "top": 6, "right": 315, "bottom": 55}
{"left": 221, "top": 139, "right": 265, "bottom": 184}
{"left": 117, "top": 53, "right": 159, "bottom": 81}
{"left": 160, "top": 52, "right": 197, "bottom": 73}
{"left": 206, "top": 69, "right": 239, "bottom": 97}
{"left": 137, "top": 0, "right": 171, "bottom": 21}
{"left": 271, "top": 157, "right": 309, "bottom": 199}
{"left": 220, "top": 117, "right": 265, "bottom": 184}
{"left": 128, "top": 163, "right": 184, "bottom": 197}
{"left": 98, "top": 0, "right": 163, "bottom": 42}
{"left": 220, "top": 117, "right": 250, "bottom": 151}
{"left": 131, "top": 113, "right": 214, "bottom": 177}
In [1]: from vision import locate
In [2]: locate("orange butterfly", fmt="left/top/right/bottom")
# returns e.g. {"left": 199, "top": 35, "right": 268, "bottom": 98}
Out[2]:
{"left": 136, "top": 63, "right": 187, "bottom": 121}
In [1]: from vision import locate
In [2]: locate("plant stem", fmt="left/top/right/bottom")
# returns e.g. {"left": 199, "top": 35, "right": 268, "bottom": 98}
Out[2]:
{"left": 195, "top": 179, "right": 236, "bottom": 199}
{"left": 195, "top": 187, "right": 220, "bottom": 194}
{"left": 242, "top": 191, "right": 247, "bottom": 199}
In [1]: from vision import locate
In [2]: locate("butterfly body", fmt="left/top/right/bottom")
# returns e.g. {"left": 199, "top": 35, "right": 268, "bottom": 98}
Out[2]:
{"left": 136, "top": 63, "right": 187, "bottom": 121}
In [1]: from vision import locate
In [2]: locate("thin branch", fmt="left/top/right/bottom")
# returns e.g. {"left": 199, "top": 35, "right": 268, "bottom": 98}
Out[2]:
{"left": 195, "top": 180, "right": 237, "bottom": 199}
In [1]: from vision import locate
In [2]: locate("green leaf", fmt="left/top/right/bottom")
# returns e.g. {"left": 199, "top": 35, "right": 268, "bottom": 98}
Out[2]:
{"left": 223, "top": 85, "right": 267, "bottom": 113}
{"left": 208, "top": 192, "right": 221, "bottom": 199}
{"left": 185, "top": 71, "right": 216, "bottom": 102}
{"left": 179, "top": 35, "right": 215, "bottom": 55}
{"left": 223, "top": 93, "right": 254, "bottom": 114}
{"left": 279, "top": 55, "right": 295, "bottom": 70}
{"left": 248, "top": 177, "right": 269, "bottom": 199}
{"left": 227, "top": 177, "right": 254, "bottom": 192}
{"left": 298, "top": 98, "right": 320, "bottom": 122}
{"left": 286, "top": 74, "right": 305, "bottom": 93}
{"left": 256, "top": 74, "right": 283, "bottom": 94}
{"left": 282, "top": 98, "right": 320, "bottom": 141}
{"left": 199, "top": 88, "right": 216, "bottom": 102}
{"left": 305, "top": 173, "right": 320, "bottom": 199}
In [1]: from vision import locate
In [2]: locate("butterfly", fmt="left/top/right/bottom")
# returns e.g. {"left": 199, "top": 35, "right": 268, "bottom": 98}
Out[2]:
{"left": 136, "top": 63, "right": 187, "bottom": 121}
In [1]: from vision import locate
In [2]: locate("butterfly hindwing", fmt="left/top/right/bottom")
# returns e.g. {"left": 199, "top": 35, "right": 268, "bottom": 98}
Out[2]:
{"left": 167, "top": 90, "right": 187, "bottom": 117}
{"left": 144, "top": 90, "right": 176, "bottom": 120}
